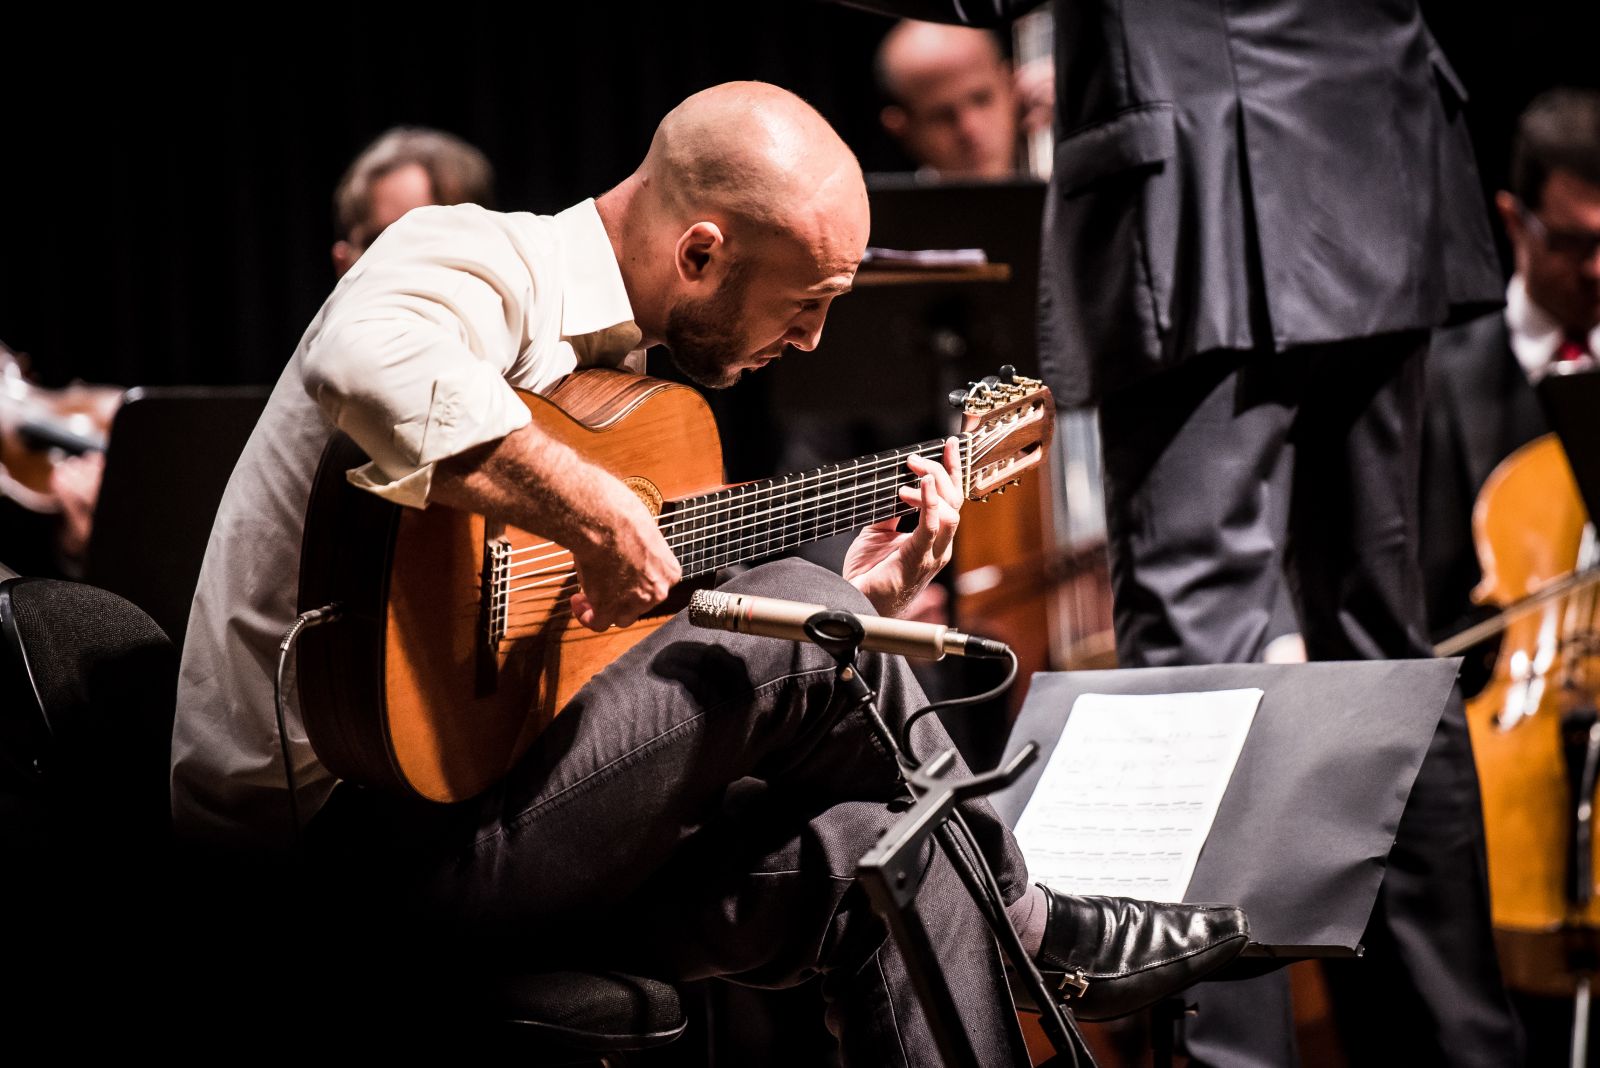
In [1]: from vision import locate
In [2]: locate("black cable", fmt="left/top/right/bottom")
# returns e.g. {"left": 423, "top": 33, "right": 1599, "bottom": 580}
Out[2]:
{"left": 273, "top": 602, "right": 342, "bottom": 843}
{"left": 948, "top": 807, "right": 1089, "bottom": 1066}
{"left": 900, "top": 646, "right": 1019, "bottom": 767}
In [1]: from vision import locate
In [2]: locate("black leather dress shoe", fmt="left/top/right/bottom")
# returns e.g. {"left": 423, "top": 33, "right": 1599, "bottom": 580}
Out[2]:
{"left": 1027, "top": 886, "right": 1249, "bottom": 1021}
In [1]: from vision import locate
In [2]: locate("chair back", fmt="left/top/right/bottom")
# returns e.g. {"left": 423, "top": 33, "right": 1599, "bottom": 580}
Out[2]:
{"left": 0, "top": 576, "right": 176, "bottom": 857}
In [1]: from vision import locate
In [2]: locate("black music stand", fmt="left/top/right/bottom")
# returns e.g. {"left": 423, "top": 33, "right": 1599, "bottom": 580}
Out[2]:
{"left": 84, "top": 385, "right": 270, "bottom": 650}
{"left": 917, "top": 660, "right": 1457, "bottom": 1064}
{"left": 993, "top": 661, "right": 1460, "bottom": 954}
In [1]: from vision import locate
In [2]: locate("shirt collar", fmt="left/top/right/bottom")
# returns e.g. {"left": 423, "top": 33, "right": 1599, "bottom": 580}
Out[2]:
{"left": 553, "top": 199, "right": 643, "bottom": 363}
{"left": 1505, "top": 273, "right": 1600, "bottom": 380}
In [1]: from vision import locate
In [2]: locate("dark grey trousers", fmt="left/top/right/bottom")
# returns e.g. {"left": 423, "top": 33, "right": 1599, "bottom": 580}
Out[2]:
{"left": 316, "top": 557, "right": 1031, "bottom": 1066}
{"left": 1099, "top": 334, "right": 1520, "bottom": 1067}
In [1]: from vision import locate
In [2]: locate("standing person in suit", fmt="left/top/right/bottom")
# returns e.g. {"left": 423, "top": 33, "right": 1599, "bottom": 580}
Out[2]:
{"left": 1417, "top": 90, "right": 1600, "bottom": 1066}
{"left": 843, "top": 1, "right": 1521, "bottom": 1063}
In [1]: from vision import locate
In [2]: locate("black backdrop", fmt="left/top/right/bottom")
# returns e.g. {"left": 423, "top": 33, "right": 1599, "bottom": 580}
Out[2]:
{"left": 1, "top": 1, "right": 1596, "bottom": 391}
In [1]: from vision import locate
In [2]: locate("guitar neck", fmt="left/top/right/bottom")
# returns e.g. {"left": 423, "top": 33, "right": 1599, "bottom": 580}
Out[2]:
{"left": 659, "top": 436, "right": 967, "bottom": 579}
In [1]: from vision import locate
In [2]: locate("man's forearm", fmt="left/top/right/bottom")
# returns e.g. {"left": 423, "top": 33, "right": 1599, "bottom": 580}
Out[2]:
{"left": 429, "top": 421, "right": 683, "bottom": 630}
{"left": 429, "top": 421, "right": 620, "bottom": 557}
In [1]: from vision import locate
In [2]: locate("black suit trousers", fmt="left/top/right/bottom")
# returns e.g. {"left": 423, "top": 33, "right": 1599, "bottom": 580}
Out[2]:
{"left": 310, "top": 557, "right": 1032, "bottom": 1066}
{"left": 1099, "top": 332, "right": 1520, "bottom": 1066}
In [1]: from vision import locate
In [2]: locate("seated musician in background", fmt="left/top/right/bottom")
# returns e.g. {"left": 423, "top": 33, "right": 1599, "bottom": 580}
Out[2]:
{"left": 1417, "top": 86, "right": 1600, "bottom": 1067}
{"left": 874, "top": 18, "right": 1051, "bottom": 179}
{"left": 1420, "top": 87, "right": 1600, "bottom": 667}
{"left": 853, "top": 20, "right": 1058, "bottom": 645}
{"left": 0, "top": 129, "right": 493, "bottom": 584}
{"left": 330, "top": 125, "right": 497, "bottom": 278}
{"left": 0, "top": 341, "right": 116, "bottom": 580}
{"left": 171, "top": 81, "right": 1247, "bottom": 1059}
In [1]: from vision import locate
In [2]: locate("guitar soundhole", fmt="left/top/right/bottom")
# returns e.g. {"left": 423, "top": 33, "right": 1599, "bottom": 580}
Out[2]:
{"left": 624, "top": 476, "right": 664, "bottom": 516}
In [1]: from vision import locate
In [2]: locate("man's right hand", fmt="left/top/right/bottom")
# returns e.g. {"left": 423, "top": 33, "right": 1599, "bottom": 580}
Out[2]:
{"left": 568, "top": 479, "right": 681, "bottom": 631}
{"left": 431, "top": 420, "right": 681, "bottom": 633}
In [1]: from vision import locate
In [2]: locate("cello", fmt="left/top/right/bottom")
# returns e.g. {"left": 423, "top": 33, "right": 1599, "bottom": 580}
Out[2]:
{"left": 1444, "top": 434, "right": 1600, "bottom": 1010}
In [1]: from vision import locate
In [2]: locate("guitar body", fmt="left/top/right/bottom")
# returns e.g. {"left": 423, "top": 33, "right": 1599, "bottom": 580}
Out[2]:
{"left": 297, "top": 369, "right": 723, "bottom": 803}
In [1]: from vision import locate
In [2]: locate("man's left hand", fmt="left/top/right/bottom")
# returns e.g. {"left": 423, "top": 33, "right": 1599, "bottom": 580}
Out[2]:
{"left": 844, "top": 437, "right": 963, "bottom": 618}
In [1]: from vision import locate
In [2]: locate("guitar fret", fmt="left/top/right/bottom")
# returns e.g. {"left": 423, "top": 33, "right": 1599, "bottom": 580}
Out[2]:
{"left": 660, "top": 435, "right": 968, "bottom": 578}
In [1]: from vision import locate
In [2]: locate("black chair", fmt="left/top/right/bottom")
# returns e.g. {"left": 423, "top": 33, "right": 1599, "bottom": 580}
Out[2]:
{"left": 0, "top": 572, "right": 688, "bottom": 1061}
{"left": 0, "top": 574, "right": 178, "bottom": 1045}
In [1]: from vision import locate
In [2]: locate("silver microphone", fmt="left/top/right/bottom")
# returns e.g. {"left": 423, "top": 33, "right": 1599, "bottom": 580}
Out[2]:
{"left": 687, "top": 589, "right": 1012, "bottom": 660}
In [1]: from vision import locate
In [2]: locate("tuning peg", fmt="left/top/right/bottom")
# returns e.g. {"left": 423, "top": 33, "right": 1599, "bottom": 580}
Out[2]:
{"left": 948, "top": 389, "right": 969, "bottom": 411}
{"left": 999, "top": 365, "right": 1016, "bottom": 384}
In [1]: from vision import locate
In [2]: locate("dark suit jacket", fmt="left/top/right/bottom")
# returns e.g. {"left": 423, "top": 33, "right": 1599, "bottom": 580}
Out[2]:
{"left": 1419, "top": 310, "right": 1547, "bottom": 645}
{"left": 850, "top": 0, "right": 1504, "bottom": 404}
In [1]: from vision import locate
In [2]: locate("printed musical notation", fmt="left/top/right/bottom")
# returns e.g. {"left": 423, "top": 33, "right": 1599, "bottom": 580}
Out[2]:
{"left": 1013, "top": 689, "right": 1262, "bottom": 900}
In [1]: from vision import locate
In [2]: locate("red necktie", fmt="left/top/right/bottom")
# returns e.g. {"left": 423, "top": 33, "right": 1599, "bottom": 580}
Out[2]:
{"left": 1557, "top": 334, "right": 1592, "bottom": 363}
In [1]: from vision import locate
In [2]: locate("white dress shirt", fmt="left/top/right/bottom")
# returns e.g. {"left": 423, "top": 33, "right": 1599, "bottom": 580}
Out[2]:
{"left": 171, "top": 200, "right": 644, "bottom": 850}
{"left": 1505, "top": 274, "right": 1600, "bottom": 380}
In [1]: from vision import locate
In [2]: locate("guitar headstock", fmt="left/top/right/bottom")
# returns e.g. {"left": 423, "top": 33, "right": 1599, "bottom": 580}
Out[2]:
{"left": 951, "top": 366, "right": 1055, "bottom": 501}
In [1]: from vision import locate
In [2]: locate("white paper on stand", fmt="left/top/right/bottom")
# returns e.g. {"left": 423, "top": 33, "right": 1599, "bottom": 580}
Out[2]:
{"left": 1012, "top": 689, "right": 1263, "bottom": 901}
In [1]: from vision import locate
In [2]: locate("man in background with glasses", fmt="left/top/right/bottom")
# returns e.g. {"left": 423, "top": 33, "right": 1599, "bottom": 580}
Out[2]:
{"left": 1496, "top": 90, "right": 1600, "bottom": 380}
{"left": 1420, "top": 87, "right": 1600, "bottom": 704}
{"left": 330, "top": 126, "right": 497, "bottom": 279}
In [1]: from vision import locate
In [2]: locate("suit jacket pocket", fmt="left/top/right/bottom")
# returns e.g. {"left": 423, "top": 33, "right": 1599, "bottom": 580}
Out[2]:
{"left": 1055, "top": 104, "right": 1177, "bottom": 195}
{"left": 1042, "top": 104, "right": 1179, "bottom": 401}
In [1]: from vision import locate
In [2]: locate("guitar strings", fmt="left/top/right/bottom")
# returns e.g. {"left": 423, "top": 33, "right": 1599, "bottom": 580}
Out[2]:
{"left": 493, "top": 436, "right": 987, "bottom": 601}
{"left": 497, "top": 430, "right": 990, "bottom": 565}
{"left": 495, "top": 439, "right": 957, "bottom": 564}
{"left": 496, "top": 456, "right": 944, "bottom": 585}
{"left": 660, "top": 440, "right": 953, "bottom": 532}
{"left": 664, "top": 449, "right": 951, "bottom": 546}
{"left": 496, "top": 493, "right": 920, "bottom": 607}
{"left": 495, "top": 494, "right": 923, "bottom": 631}
{"left": 654, "top": 427, "right": 997, "bottom": 541}
{"left": 485, "top": 427, "right": 1022, "bottom": 635}
{"left": 495, "top": 459, "right": 940, "bottom": 583}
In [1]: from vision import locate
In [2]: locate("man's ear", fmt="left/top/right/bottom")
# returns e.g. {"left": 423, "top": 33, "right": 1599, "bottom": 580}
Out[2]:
{"left": 1495, "top": 190, "right": 1523, "bottom": 242}
{"left": 332, "top": 240, "right": 358, "bottom": 278}
{"left": 675, "top": 221, "right": 724, "bottom": 282}
{"left": 881, "top": 105, "right": 909, "bottom": 142}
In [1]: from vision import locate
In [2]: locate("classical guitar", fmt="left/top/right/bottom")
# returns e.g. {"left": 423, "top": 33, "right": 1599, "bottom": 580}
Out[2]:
{"left": 296, "top": 366, "right": 1054, "bottom": 802}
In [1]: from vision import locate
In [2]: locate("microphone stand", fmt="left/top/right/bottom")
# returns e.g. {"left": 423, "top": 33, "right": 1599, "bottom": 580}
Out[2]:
{"left": 802, "top": 609, "right": 1093, "bottom": 1067}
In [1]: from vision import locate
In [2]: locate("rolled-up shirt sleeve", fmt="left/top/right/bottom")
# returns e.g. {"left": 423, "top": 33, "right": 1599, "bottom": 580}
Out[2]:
{"left": 299, "top": 206, "right": 541, "bottom": 508}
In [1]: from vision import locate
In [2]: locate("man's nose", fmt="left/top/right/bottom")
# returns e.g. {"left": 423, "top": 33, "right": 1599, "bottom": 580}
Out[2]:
{"left": 786, "top": 308, "right": 827, "bottom": 351}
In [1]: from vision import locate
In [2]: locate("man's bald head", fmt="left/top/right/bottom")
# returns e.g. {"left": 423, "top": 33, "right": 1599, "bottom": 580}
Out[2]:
{"left": 636, "top": 81, "right": 867, "bottom": 271}
{"left": 597, "top": 82, "right": 870, "bottom": 388}
{"left": 877, "top": 20, "right": 1019, "bottom": 178}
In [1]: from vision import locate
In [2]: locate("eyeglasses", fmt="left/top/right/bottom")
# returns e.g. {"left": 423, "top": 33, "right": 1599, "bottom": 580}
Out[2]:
{"left": 1518, "top": 202, "right": 1600, "bottom": 261}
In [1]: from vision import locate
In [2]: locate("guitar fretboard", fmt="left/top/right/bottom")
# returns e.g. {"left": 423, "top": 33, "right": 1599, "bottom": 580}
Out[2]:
{"left": 657, "top": 437, "right": 967, "bottom": 578}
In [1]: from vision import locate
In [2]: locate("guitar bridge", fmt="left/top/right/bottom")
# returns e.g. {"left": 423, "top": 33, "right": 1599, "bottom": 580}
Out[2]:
{"left": 484, "top": 534, "right": 513, "bottom": 648}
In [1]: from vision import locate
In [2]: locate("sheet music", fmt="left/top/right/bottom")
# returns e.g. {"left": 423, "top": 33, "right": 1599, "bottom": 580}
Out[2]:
{"left": 1013, "top": 689, "right": 1262, "bottom": 901}
{"left": 860, "top": 246, "right": 989, "bottom": 268}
